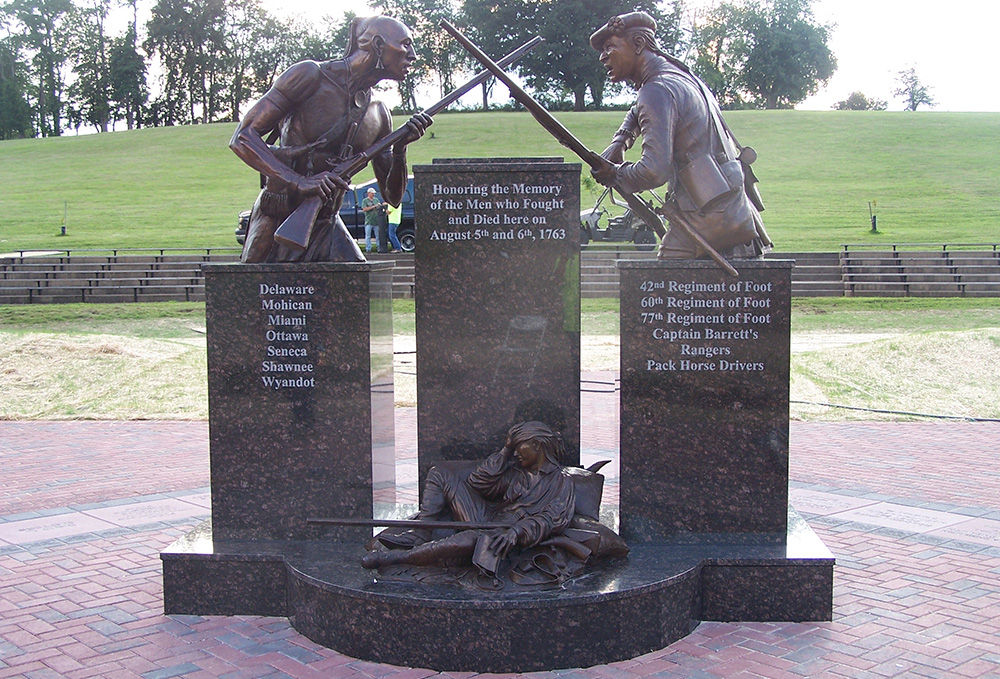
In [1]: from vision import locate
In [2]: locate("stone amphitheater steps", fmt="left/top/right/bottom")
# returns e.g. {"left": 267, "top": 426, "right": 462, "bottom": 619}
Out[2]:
{"left": 4, "top": 247, "right": 1000, "bottom": 303}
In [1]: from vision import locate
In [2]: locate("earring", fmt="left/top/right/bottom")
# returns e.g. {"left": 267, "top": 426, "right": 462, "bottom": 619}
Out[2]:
{"left": 375, "top": 47, "right": 384, "bottom": 71}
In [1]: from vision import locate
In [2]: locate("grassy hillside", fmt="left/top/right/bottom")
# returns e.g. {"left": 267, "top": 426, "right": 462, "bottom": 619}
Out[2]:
{"left": 2, "top": 110, "right": 999, "bottom": 252}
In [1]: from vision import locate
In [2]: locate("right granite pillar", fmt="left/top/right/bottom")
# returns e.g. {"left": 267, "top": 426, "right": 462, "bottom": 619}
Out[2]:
{"left": 618, "top": 259, "right": 793, "bottom": 544}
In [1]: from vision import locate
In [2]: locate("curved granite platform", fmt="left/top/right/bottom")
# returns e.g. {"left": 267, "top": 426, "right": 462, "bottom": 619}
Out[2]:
{"left": 162, "top": 510, "right": 832, "bottom": 672}
{"left": 287, "top": 543, "right": 698, "bottom": 671}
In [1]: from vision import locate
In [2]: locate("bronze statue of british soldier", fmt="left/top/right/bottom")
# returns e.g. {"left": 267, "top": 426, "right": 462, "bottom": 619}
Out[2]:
{"left": 362, "top": 421, "right": 627, "bottom": 588}
{"left": 589, "top": 11, "right": 772, "bottom": 260}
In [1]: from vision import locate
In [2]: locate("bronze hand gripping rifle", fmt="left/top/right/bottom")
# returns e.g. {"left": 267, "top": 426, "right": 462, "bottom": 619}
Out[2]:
{"left": 439, "top": 20, "right": 739, "bottom": 278}
{"left": 273, "top": 36, "right": 544, "bottom": 251}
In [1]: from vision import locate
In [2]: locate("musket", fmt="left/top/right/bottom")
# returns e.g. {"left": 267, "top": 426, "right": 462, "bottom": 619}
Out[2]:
{"left": 440, "top": 20, "right": 739, "bottom": 279}
{"left": 307, "top": 517, "right": 509, "bottom": 530}
{"left": 273, "top": 36, "right": 544, "bottom": 251}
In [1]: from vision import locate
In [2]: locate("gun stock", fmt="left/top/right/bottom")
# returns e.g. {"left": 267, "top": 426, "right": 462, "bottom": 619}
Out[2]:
{"left": 273, "top": 195, "right": 322, "bottom": 250}
{"left": 271, "top": 37, "right": 543, "bottom": 252}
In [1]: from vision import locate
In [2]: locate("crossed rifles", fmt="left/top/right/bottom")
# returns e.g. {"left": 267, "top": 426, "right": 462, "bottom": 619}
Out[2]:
{"left": 279, "top": 22, "right": 740, "bottom": 278}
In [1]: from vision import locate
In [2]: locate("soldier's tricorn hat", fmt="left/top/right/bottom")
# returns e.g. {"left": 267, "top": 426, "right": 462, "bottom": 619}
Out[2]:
{"left": 589, "top": 11, "right": 657, "bottom": 51}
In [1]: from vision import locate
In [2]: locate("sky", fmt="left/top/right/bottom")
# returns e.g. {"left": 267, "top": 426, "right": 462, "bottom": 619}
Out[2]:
{"left": 247, "top": 0, "right": 1000, "bottom": 112}
{"left": 800, "top": 0, "right": 1000, "bottom": 111}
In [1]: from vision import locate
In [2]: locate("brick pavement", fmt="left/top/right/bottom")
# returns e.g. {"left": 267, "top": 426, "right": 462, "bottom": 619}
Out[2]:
{"left": 0, "top": 421, "right": 209, "bottom": 517}
{"left": 789, "top": 421, "right": 1000, "bottom": 512}
{"left": 2, "top": 400, "right": 1000, "bottom": 677}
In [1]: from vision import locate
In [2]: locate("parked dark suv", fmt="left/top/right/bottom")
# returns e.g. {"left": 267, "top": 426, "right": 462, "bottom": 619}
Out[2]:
{"left": 236, "top": 175, "right": 416, "bottom": 252}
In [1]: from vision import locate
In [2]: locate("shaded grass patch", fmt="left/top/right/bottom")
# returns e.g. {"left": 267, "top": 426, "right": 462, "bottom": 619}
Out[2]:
{"left": 792, "top": 328, "right": 1000, "bottom": 421}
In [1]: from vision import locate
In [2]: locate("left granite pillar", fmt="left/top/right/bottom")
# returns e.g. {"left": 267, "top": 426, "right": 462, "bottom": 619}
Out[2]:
{"left": 163, "top": 262, "right": 394, "bottom": 615}
{"left": 205, "top": 262, "right": 394, "bottom": 541}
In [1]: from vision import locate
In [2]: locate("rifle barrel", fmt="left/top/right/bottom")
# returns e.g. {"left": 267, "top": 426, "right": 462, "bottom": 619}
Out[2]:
{"left": 307, "top": 517, "right": 509, "bottom": 530}
{"left": 440, "top": 21, "right": 594, "bottom": 165}
{"left": 424, "top": 36, "right": 543, "bottom": 118}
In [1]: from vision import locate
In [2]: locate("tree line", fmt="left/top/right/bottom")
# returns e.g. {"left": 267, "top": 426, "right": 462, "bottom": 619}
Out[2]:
{"left": 0, "top": 0, "right": 836, "bottom": 140}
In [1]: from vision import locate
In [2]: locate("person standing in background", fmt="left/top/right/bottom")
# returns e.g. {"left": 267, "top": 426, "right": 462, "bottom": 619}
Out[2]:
{"left": 386, "top": 201, "right": 403, "bottom": 252}
{"left": 360, "top": 187, "right": 385, "bottom": 253}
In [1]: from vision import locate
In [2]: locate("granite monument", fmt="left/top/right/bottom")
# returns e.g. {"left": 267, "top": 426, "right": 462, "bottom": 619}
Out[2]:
{"left": 161, "top": 17, "right": 833, "bottom": 674}
{"left": 414, "top": 157, "right": 582, "bottom": 486}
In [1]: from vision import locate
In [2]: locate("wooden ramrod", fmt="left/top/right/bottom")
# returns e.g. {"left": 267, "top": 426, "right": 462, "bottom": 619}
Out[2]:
{"left": 307, "top": 517, "right": 509, "bottom": 530}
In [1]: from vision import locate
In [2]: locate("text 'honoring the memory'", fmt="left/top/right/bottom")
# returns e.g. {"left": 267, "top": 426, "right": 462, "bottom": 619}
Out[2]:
{"left": 427, "top": 181, "right": 567, "bottom": 243}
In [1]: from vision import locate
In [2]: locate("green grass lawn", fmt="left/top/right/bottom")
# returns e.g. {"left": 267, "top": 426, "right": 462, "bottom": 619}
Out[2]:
{"left": 3, "top": 298, "right": 999, "bottom": 421}
{"left": 791, "top": 297, "right": 1000, "bottom": 333}
{"left": 3, "top": 110, "right": 999, "bottom": 253}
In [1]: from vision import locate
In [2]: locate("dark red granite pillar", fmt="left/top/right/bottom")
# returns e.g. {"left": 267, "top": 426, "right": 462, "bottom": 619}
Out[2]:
{"left": 204, "top": 262, "right": 394, "bottom": 541}
{"left": 618, "top": 259, "right": 793, "bottom": 543}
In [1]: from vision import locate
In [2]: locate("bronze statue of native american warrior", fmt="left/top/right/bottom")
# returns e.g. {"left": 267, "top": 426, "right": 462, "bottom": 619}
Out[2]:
{"left": 230, "top": 16, "right": 431, "bottom": 263}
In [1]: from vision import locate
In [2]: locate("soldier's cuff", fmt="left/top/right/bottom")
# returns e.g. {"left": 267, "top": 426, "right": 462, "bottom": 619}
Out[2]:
{"left": 612, "top": 129, "right": 636, "bottom": 149}
{"left": 614, "top": 165, "right": 640, "bottom": 195}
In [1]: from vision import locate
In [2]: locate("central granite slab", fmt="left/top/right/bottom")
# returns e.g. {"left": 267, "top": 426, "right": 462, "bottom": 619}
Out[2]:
{"left": 413, "top": 158, "right": 581, "bottom": 488}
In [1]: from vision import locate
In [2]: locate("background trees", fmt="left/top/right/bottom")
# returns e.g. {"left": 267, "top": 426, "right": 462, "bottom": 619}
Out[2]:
{"left": 833, "top": 91, "right": 887, "bottom": 111}
{"left": 144, "top": 0, "right": 227, "bottom": 125}
{"left": 0, "top": 0, "right": 844, "bottom": 137}
{"left": 0, "top": 34, "right": 34, "bottom": 138}
{"left": 689, "top": 0, "right": 835, "bottom": 109}
{"left": 2, "top": 0, "right": 73, "bottom": 136}
{"left": 460, "top": 0, "right": 683, "bottom": 111}
{"left": 894, "top": 67, "right": 934, "bottom": 111}
{"left": 222, "top": 0, "right": 284, "bottom": 123}
{"left": 108, "top": 25, "right": 148, "bottom": 130}
{"left": 66, "top": 0, "right": 112, "bottom": 133}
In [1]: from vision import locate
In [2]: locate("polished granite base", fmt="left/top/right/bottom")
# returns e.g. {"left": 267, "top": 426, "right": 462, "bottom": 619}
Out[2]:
{"left": 203, "top": 263, "right": 394, "bottom": 542}
{"left": 161, "top": 508, "right": 832, "bottom": 672}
